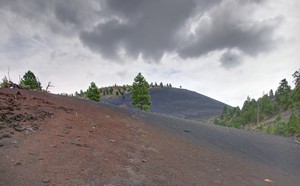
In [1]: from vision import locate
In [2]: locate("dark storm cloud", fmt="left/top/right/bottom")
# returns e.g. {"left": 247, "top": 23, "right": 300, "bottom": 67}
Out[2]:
{"left": 1, "top": 0, "right": 282, "bottom": 66}
{"left": 0, "top": 0, "right": 100, "bottom": 36}
{"left": 178, "top": 1, "right": 282, "bottom": 59}
{"left": 220, "top": 50, "right": 243, "bottom": 69}
{"left": 80, "top": 0, "right": 200, "bottom": 60}
{"left": 79, "top": 0, "right": 281, "bottom": 63}
{"left": 54, "top": 0, "right": 100, "bottom": 29}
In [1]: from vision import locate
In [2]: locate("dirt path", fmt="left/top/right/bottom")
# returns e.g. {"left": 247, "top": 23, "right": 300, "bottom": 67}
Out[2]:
{"left": 0, "top": 89, "right": 299, "bottom": 185}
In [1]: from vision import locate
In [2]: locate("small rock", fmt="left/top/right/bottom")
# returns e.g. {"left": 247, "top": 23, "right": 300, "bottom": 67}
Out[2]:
{"left": 264, "top": 178, "right": 273, "bottom": 183}
{"left": 0, "top": 143, "right": 4, "bottom": 147}
{"left": 14, "top": 126, "right": 24, "bottom": 132}
{"left": 0, "top": 133, "right": 11, "bottom": 139}
{"left": 109, "top": 140, "right": 115, "bottom": 143}
{"left": 42, "top": 179, "right": 50, "bottom": 183}
{"left": 50, "top": 144, "right": 57, "bottom": 148}
{"left": 82, "top": 144, "right": 90, "bottom": 148}
{"left": 12, "top": 140, "right": 18, "bottom": 144}
{"left": 142, "top": 159, "right": 148, "bottom": 163}
{"left": 15, "top": 162, "right": 22, "bottom": 166}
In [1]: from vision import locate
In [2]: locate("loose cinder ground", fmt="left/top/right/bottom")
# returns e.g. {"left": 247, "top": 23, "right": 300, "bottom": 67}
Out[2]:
{"left": 0, "top": 88, "right": 299, "bottom": 185}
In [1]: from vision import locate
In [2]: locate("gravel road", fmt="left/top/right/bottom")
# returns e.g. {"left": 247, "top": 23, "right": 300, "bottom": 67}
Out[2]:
{"left": 104, "top": 103, "right": 300, "bottom": 177}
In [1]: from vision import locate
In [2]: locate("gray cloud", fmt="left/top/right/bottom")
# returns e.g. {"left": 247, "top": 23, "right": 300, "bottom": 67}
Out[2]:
{"left": 80, "top": 0, "right": 199, "bottom": 61}
{"left": 0, "top": 0, "right": 101, "bottom": 36}
{"left": 220, "top": 49, "right": 243, "bottom": 69}
{"left": 54, "top": 0, "right": 100, "bottom": 29}
{"left": 79, "top": 0, "right": 281, "bottom": 64}
{"left": 1, "top": 0, "right": 283, "bottom": 67}
{"left": 178, "top": 1, "right": 282, "bottom": 59}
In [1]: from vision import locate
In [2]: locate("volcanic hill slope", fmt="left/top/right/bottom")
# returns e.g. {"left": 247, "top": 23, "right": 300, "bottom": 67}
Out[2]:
{"left": 102, "top": 88, "right": 226, "bottom": 121}
{"left": 1, "top": 88, "right": 300, "bottom": 185}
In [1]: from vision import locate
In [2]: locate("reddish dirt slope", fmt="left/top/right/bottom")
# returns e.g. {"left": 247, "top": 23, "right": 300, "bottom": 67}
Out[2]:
{"left": 0, "top": 88, "right": 299, "bottom": 185}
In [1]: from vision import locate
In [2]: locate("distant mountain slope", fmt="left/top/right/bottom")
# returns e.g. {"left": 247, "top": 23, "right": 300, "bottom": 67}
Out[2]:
{"left": 101, "top": 88, "right": 227, "bottom": 121}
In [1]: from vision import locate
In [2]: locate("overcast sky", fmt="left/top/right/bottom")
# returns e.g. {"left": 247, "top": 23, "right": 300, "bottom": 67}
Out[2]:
{"left": 0, "top": 0, "right": 299, "bottom": 107}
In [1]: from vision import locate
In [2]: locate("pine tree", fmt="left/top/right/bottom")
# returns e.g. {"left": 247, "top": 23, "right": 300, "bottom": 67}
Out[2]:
{"left": 159, "top": 82, "right": 163, "bottom": 88}
{"left": 269, "top": 89, "right": 274, "bottom": 98}
{"left": 19, "top": 70, "right": 42, "bottom": 90}
{"left": 86, "top": 82, "right": 100, "bottom": 101}
{"left": 292, "top": 69, "right": 300, "bottom": 87}
{"left": 131, "top": 73, "right": 151, "bottom": 111}
{"left": 275, "top": 79, "right": 292, "bottom": 109}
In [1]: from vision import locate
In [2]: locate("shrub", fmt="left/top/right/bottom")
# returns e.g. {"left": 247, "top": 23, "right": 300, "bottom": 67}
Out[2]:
{"left": 0, "top": 76, "right": 10, "bottom": 88}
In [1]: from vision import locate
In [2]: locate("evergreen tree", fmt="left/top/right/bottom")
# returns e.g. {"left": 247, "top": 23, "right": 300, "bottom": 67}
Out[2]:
{"left": 109, "top": 87, "right": 114, "bottom": 94}
{"left": 150, "top": 82, "right": 154, "bottom": 88}
{"left": 292, "top": 69, "right": 300, "bottom": 107}
{"left": 269, "top": 89, "right": 274, "bottom": 98}
{"left": 131, "top": 73, "right": 151, "bottom": 111}
{"left": 287, "top": 113, "right": 300, "bottom": 134}
{"left": 159, "top": 82, "right": 163, "bottom": 88}
{"left": 292, "top": 69, "right": 300, "bottom": 87}
{"left": 19, "top": 70, "right": 42, "bottom": 90}
{"left": 221, "top": 105, "right": 230, "bottom": 122}
{"left": 275, "top": 79, "right": 291, "bottom": 109}
{"left": 79, "top": 90, "right": 85, "bottom": 97}
{"left": 86, "top": 82, "right": 100, "bottom": 101}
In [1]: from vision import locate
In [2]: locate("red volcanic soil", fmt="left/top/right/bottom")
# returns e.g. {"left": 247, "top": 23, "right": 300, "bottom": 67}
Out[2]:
{"left": 0, "top": 88, "right": 298, "bottom": 185}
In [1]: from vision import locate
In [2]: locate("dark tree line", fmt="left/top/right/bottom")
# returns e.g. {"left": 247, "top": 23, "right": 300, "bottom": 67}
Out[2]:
{"left": 215, "top": 69, "right": 300, "bottom": 137}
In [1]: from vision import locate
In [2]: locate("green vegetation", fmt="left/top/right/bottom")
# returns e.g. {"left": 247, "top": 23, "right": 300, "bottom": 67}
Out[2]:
{"left": 0, "top": 76, "right": 10, "bottom": 88}
{"left": 131, "top": 72, "right": 152, "bottom": 111}
{"left": 86, "top": 82, "right": 100, "bottom": 101}
{"left": 215, "top": 69, "right": 300, "bottom": 138}
{"left": 19, "top": 70, "right": 42, "bottom": 90}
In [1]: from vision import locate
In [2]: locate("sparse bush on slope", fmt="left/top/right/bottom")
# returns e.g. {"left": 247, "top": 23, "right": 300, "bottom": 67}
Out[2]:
{"left": 0, "top": 76, "right": 10, "bottom": 88}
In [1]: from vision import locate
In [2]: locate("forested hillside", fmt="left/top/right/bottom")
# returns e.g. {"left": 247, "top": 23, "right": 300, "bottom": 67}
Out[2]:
{"left": 215, "top": 69, "right": 300, "bottom": 138}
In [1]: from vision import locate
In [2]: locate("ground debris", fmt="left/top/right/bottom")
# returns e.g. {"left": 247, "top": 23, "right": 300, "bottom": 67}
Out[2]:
{"left": 264, "top": 178, "right": 273, "bottom": 183}
{"left": 0, "top": 89, "right": 61, "bottom": 136}
{"left": 42, "top": 179, "right": 50, "bottom": 183}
